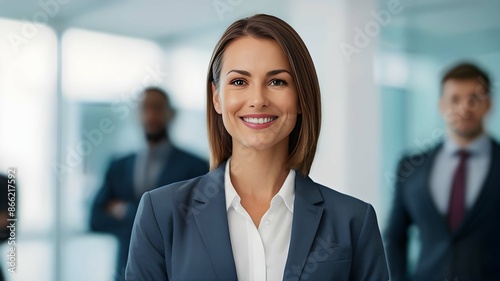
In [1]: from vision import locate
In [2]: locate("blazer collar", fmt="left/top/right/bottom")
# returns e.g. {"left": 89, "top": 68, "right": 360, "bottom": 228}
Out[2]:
{"left": 283, "top": 173, "right": 325, "bottom": 281}
{"left": 192, "top": 162, "right": 238, "bottom": 281}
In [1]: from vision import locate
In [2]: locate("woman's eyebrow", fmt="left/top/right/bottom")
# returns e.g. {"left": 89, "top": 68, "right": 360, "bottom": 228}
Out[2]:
{"left": 226, "top": 69, "right": 251, "bottom": 76}
{"left": 226, "top": 69, "right": 291, "bottom": 77}
{"left": 266, "top": 69, "right": 291, "bottom": 77}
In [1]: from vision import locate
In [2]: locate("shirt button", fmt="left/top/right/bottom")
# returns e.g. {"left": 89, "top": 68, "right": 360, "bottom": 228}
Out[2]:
{"left": 265, "top": 219, "right": 271, "bottom": 225}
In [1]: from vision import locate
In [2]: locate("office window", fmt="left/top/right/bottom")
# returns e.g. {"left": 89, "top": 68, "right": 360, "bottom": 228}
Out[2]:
{"left": 0, "top": 18, "right": 57, "bottom": 281}
{"left": 60, "top": 28, "right": 165, "bottom": 281}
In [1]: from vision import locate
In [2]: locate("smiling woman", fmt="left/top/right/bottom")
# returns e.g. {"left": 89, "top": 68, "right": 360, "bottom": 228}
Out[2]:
{"left": 126, "top": 14, "right": 389, "bottom": 281}
{"left": 207, "top": 15, "right": 321, "bottom": 176}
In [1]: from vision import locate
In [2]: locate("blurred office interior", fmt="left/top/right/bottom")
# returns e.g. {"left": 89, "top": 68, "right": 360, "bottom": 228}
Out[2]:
{"left": 0, "top": 0, "right": 499, "bottom": 280}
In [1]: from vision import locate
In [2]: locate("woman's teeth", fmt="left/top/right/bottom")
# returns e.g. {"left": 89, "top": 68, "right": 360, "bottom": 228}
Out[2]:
{"left": 242, "top": 117, "right": 276, "bottom": 124}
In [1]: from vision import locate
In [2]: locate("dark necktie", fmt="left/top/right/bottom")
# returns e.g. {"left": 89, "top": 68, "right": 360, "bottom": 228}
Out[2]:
{"left": 448, "top": 150, "right": 470, "bottom": 231}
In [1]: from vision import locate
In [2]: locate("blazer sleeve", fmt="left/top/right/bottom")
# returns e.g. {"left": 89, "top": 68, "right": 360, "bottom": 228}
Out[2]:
{"left": 90, "top": 162, "right": 138, "bottom": 234}
{"left": 349, "top": 204, "right": 389, "bottom": 281}
{"left": 384, "top": 157, "right": 411, "bottom": 281}
{"left": 125, "top": 192, "right": 168, "bottom": 281}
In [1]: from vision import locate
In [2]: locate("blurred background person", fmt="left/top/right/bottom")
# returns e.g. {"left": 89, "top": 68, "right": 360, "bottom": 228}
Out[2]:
{"left": 90, "top": 87, "right": 208, "bottom": 281}
{"left": 385, "top": 63, "right": 500, "bottom": 280}
{"left": 0, "top": 174, "right": 12, "bottom": 281}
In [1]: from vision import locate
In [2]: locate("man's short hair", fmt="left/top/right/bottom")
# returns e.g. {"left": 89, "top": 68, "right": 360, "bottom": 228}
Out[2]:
{"left": 441, "top": 62, "right": 491, "bottom": 95}
{"left": 143, "top": 86, "right": 175, "bottom": 111}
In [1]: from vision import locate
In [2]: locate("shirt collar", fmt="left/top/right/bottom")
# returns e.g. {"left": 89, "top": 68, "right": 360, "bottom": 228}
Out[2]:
{"left": 225, "top": 159, "right": 240, "bottom": 211}
{"left": 276, "top": 169, "right": 296, "bottom": 213}
{"left": 443, "top": 133, "right": 491, "bottom": 157}
{"left": 224, "top": 158, "right": 296, "bottom": 213}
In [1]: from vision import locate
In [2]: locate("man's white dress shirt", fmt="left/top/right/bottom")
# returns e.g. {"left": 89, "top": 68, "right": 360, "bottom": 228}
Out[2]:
{"left": 429, "top": 134, "right": 491, "bottom": 214}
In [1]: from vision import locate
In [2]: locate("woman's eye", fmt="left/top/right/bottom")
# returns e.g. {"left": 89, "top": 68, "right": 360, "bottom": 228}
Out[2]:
{"left": 230, "top": 79, "right": 246, "bottom": 86}
{"left": 270, "top": 79, "right": 287, "bottom": 86}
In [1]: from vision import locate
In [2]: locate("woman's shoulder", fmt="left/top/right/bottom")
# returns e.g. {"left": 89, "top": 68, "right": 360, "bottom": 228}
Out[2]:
{"left": 319, "top": 184, "right": 368, "bottom": 208}
{"left": 301, "top": 176, "right": 374, "bottom": 219}
{"left": 144, "top": 170, "right": 224, "bottom": 214}
{"left": 136, "top": 170, "right": 226, "bottom": 228}
{"left": 148, "top": 174, "right": 208, "bottom": 203}
{"left": 300, "top": 175, "right": 368, "bottom": 205}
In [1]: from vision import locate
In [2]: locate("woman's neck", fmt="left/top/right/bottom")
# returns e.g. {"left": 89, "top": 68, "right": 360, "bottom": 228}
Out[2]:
{"left": 229, "top": 141, "right": 289, "bottom": 200}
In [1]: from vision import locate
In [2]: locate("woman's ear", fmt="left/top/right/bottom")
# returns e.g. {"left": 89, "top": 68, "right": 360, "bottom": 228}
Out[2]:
{"left": 212, "top": 83, "right": 222, "bottom": 114}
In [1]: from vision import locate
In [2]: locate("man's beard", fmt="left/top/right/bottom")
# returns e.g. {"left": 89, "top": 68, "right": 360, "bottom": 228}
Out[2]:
{"left": 146, "top": 128, "right": 167, "bottom": 143}
{"left": 453, "top": 126, "right": 483, "bottom": 140}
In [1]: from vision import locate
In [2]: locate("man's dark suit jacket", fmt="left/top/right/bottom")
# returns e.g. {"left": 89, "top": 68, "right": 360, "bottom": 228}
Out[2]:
{"left": 126, "top": 161, "right": 389, "bottom": 281}
{"left": 90, "top": 146, "right": 208, "bottom": 280}
{"left": 385, "top": 138, "right": 500, "bottom": 281}
{"left": 0, "top": 175, "right": 11, "bottom": 281}
{"left": 0, "top": 175, "right": 10, "bottom": 243}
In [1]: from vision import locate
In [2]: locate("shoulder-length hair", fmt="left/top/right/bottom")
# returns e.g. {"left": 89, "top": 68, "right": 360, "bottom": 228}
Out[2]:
{"left": 206, "top": 14, "right": 321, "bottom": 176}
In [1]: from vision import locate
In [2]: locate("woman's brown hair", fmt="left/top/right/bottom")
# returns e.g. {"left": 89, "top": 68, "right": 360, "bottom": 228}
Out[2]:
{"left": 206, "top": 14, "right": 321, "bottom": 176}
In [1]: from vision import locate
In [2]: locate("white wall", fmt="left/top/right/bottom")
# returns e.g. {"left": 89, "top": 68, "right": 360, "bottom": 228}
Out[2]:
{"left": 289, "top": 0, "right": 382, "bottom": 212}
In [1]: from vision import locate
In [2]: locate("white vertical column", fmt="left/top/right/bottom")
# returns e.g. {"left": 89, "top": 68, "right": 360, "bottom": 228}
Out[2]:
{"left": 342, "top": 0, "right": 382, "bottom": 211}
{"left": 287, "top": 0, "right": 382, "bottom": 211}
{"left": 54, "top": 25, "right": 64, "bottom": 281}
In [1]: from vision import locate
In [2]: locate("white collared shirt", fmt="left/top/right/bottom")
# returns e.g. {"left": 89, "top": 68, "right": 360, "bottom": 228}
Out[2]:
{"left": 429, "top": 134, "right": 491, "bottom": 214}
{"left": 225, "top": 159, "right": 295, "bottom": 281}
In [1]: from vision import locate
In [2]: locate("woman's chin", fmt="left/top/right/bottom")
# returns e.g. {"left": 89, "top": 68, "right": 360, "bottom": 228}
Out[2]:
{"left": 240, "top": 139, "right": 288, "bottom": 152}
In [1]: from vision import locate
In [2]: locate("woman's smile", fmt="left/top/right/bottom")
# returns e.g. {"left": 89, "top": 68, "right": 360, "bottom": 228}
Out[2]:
{"left": 240, "top": 114, "right": 278, "bottom": 129}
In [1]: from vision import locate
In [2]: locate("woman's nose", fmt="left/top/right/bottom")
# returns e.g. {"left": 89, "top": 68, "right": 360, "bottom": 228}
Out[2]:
{"left": 249, "top": 85, "right": 269, "bottom": 109}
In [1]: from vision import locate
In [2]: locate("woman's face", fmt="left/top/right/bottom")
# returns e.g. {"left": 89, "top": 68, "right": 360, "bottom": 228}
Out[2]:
{"left": 212, "top": 36, "right": 300, "bottom": 152}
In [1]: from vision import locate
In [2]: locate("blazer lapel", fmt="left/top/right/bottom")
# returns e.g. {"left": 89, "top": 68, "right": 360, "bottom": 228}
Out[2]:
{"left": 457, "top": 139, "right": 500, "bottom": 235}
{"left": 417, "top": 144, "right": 452, "bottom": 234}
{"left": 192, "top": 162, "right": 238, "bottom": 281}
{"left": 283, "top": 174, "right": 324, "bottom": 281}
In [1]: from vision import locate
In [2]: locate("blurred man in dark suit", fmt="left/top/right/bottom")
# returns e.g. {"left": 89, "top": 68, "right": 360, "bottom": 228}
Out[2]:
{"left": 385, "top": 63, "right": 500, "bottom": 280}
{"left": 0, "top": 174, "right": 10, "bottom": 281}
{"left": 90, "top": 87, "right": 208, "bottom": 281}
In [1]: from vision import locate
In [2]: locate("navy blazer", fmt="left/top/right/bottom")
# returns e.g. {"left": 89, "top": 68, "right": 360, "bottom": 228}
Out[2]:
{"left": 90, "top": 146, "right": 208, "bottom": 279}
{"left": 385, "top": 138, "right": 500, "bottom": 281}
{"left": 126, "top": 162, "right": 389, "bottom": 281}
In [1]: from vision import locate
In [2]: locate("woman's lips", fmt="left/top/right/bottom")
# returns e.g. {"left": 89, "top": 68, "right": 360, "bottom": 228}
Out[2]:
{"left": 240, "top": 115, "right": 278, "bottom": 129}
